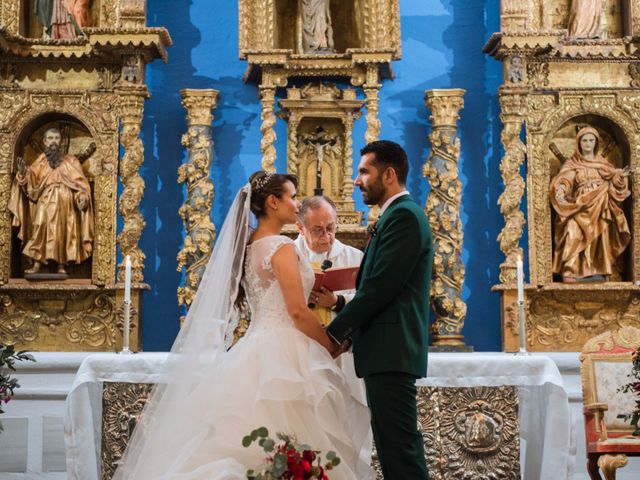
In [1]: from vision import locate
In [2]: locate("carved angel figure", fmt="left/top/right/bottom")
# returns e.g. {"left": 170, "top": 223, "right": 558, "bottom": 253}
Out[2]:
{"left": 568, "top": 0, "right": 601, "bottom": 38}
{"left": 550, "top": 127, "right": 630, "bottom": 282}
{"left": 300, "top": 0, "right": 335, "bottom": 53}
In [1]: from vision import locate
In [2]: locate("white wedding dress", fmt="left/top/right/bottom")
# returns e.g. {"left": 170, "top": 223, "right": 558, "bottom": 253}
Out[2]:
{"left": 115, "top": 235, "right": 373, "bottom": 480}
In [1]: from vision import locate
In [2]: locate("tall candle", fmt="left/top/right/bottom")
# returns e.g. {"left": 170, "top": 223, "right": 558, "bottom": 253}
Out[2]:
{"left": 124, "top": 255, "right": 131, "bottom": 304}
{"left": 122, "top": 255, "right": 132, "bottom": 354}
{"left": 516, "top": 255, "right": 524, "bottom": 303}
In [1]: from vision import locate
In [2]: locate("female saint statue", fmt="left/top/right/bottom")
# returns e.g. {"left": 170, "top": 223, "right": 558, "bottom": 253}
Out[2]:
{"left": 300, "top": 0, "right": 335, "bottom": 53}
{"left": 568, "top": 0, "right": 602, "bottom": 38}
{"left": 550, "top": 127, "right": 630, "bottom": 282}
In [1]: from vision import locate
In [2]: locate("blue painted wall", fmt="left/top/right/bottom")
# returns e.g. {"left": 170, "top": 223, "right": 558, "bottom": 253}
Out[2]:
{"left": 139, "top": 0, "right": 505, "bottom": 351}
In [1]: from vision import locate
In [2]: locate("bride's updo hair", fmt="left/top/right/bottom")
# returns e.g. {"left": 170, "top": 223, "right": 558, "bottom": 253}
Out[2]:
{"left": 249, "top": 171, "right": 298, "bottom": 217}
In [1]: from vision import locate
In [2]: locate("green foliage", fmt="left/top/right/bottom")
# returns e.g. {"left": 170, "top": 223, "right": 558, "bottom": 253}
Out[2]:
{"left": 0, "top": 344, "right": 35, "bottom": 431}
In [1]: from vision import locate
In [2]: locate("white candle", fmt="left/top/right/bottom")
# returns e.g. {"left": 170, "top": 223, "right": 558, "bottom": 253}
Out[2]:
{"left": 124, "top": 255, "right": 131, "bottom": 304}
{"left": 122, "top": 255, "right": 132, "bottom": 354}
{"left": 516, "top": 255, "right": 524, "bottom": 303}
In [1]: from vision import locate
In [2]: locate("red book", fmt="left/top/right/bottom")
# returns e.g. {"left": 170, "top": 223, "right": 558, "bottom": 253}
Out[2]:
{"left": 313, "top": 266, "right": 359, "bottom": 292}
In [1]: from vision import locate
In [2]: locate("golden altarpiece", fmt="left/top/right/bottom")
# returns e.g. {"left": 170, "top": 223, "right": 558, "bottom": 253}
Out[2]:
{"left": 485, "top": 0, "right": 640, "bottom": 351}
{"left": 0, "top": 0, "right": 170, "bottom": 351}
{"left": 239, "top": 0, "right": 400, "bottom": 242}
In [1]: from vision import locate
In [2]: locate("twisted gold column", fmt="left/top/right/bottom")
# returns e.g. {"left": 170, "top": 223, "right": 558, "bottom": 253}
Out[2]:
{"left": 177, "top": 89, "right": 219, "bottom": 321}
{"left": 116, "top": 87, "right": 148, "bottom": 283}
{"left": 424, "top": 89, "right": 470, "bottom": 351}
{"left": 260, "top": 86, "right": 277, "bottom": 172}
{"left": 364, "top": 66, "right": 382, "bottom": 223}
{"left": 497, "top": 92, "right": 527, "bottom": 285}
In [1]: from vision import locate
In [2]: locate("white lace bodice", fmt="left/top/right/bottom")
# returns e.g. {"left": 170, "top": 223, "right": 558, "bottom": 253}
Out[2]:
{"left": 243, "top": 235, "right": 315, "bottom": 331}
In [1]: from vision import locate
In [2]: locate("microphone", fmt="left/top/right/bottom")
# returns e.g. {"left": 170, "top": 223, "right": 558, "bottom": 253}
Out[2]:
{"left": 309, "top": 260, "right": 333, "bottom": 308}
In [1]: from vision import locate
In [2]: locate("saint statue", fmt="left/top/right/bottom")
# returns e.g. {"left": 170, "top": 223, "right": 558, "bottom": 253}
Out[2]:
{"left": 34, "top": 0, "right": 91, "bottom": 39}
{"left": 9, "top": 127, "right": 94, "bottom": 276}
{"left": 550, "top": 126, "right": 631, "bottom": 282}
{"left": 300, "top": 0, "right": 335, "bottom": 53}
{"left": 568, "top": 0, "right": 602, "bottom": 39}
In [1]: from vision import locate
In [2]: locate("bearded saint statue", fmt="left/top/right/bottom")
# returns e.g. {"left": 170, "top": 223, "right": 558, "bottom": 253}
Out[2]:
{"left": 549, "top": 126, "right": 631, "bottom": 282}
{"left": 9, "top": 127, "right": 94, "bottom": 276}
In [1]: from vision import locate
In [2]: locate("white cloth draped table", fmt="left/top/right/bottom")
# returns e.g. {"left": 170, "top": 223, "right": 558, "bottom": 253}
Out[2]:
{"left": 64, "top": 352, "right": 574, "bottom": 480}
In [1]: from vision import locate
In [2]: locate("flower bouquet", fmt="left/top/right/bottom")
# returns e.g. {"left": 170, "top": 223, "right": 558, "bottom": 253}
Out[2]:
{"left": 618, "top": 347, "right": 640, "bottom": 436}
{"left": 243, "top": 427, "right": 341, "bottom": 479}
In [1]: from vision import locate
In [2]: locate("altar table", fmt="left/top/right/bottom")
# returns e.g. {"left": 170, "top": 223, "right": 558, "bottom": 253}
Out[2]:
{"left": 64, "top": 352, "right": 575, "bottom": 480}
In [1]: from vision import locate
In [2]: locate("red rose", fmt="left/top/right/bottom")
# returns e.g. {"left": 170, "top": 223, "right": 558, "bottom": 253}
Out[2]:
{"left": 301, "top": 460, "right": 311, "bottom": 474}
{"left": 289, "top": 462, "right": 305, "bottom": 476}
{"left": 302, "top": 450, "right": 316, "bottom": 463}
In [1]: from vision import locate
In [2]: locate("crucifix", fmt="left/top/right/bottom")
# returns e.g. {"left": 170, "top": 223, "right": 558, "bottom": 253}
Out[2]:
{"left": 304, "top": 125, "right": 337, "bottom": 196}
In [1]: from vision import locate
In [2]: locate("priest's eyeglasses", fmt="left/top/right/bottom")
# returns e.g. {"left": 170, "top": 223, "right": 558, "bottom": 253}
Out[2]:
{"left": 309, "top": 225, "right": 336, "bottom": 237}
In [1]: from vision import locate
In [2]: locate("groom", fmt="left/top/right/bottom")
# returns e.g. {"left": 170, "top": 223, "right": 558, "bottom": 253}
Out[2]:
{"left": 328, "top": 140, "right": 432, "bottom": 479}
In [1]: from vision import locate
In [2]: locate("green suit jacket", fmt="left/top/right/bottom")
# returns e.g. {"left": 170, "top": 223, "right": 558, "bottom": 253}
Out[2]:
{"left": 327, "top": 194, "right": 433, "bottom": 378}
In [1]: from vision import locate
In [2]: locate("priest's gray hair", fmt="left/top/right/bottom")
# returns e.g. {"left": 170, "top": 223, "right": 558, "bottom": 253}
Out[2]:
{"left": 298, "top": 195, "right": 337, "bottom": 224}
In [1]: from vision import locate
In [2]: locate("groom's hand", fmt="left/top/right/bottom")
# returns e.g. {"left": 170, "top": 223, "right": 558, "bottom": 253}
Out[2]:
{"left": 332, "top": 339, "right": 352, "bottom": 359}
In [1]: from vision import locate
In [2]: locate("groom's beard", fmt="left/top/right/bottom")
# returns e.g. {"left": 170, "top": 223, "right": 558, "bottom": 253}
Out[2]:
{"left": 360, "top": 177, "right": 385, "bottom": 205}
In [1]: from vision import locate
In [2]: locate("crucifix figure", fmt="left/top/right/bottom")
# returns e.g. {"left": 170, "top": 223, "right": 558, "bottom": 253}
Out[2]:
{"left": 304, "top": 126, "right": 337, "bottom": 196}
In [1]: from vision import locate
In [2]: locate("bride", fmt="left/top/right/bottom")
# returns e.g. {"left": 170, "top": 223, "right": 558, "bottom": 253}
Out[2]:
{"left": 113, "top": 171, "right": 374, "bottom": 479}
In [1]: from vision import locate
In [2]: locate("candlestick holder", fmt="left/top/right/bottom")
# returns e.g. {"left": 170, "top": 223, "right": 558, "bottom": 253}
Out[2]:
{"left": 119, "top": 298, "right": 133, "bottom": 355}
{"left": 516, "top": 298, "right": 529, "bottom": 355}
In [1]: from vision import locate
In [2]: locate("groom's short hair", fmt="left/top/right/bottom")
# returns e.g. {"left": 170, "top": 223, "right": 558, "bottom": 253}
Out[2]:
{"left": 361, "top": 140, "right": 408, "bottom": 185}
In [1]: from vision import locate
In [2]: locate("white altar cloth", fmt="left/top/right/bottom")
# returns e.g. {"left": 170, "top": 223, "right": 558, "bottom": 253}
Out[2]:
{"left": 64, "top": 352, "right": 575, "bottom": 480}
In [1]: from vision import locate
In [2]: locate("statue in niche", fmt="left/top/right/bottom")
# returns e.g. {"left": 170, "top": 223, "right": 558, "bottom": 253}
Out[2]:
{"left": 123, "top": 56, "right": 140, "bottom": 83}
{"left": 300, "top": 0, "right": 335, "bottom": 53}
{"left": 506, "top": 56, "right": 524, "bottom": 83}
{"left": 302, "top": 126, "right": 338, "bottom": 196}
{"left": 35, "top": 0, "right": 91, "bottom": 39}
{"left": 549, "top": 126, "right": 630, "bottom": 283}
{"left": 9, "top": 127, "right": 95, "bottom": 278}
{"left": 568, "top": 0, "right": 601, "bottom": 38}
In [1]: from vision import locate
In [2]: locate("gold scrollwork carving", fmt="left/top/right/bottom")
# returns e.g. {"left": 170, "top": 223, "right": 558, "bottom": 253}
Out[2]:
{"left": 0, "top": 291, "right": 118, "bottom": 349}
{"left": 503, "top": 288, "right": 640, "bottom": 352}
{"left": 527, "top": 62, "right": 549, "bottom": 89}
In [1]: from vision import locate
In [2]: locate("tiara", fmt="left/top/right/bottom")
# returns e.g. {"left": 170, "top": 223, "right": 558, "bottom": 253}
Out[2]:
{"left": 252, "top": 172, "right": 274, "bottom": 192}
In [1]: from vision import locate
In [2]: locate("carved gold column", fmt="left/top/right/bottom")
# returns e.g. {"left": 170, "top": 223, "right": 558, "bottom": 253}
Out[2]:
{"left": 364, "top": 66, "right": 382, "bottom": 222}
{"left": 342, "top": 115, "right": 356, "bottom": 209}
{"left": 497, "top": 91, "right": 527, "bottom": 285}
{"left": 364, "top": 67, "right": 381, "bottom": 144}
{"left": 116, "top": 87, "right": 148, "bottom": 282}
{"left": 287, "top": 113, "right": 301, "bottom": 177}
{"left": 260, "top": 84, "right": 277, "bottom": 172}
{"left": 424, "top": 89, "right": 470, "bottom": 351}
{"left": 177, "top": 89, "right": 219, "bottom": 320}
